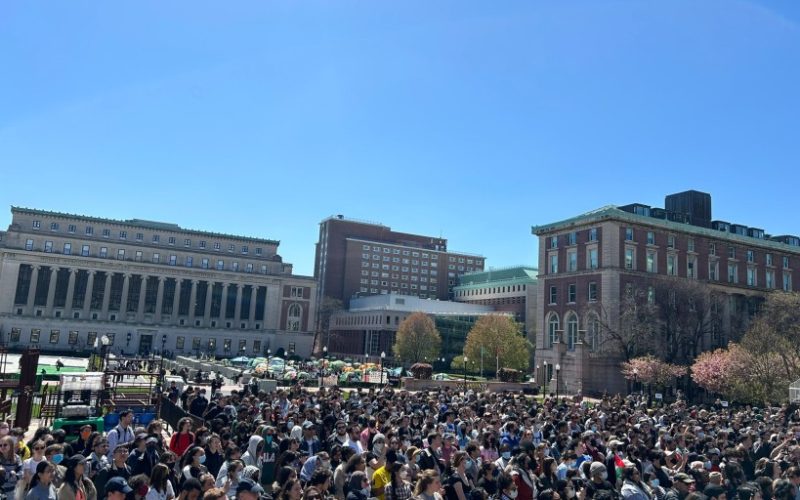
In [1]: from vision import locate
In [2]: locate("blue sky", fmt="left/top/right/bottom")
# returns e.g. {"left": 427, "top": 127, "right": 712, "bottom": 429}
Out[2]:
{"left": 1, "top": 1, "right": 799, "bottom": 276}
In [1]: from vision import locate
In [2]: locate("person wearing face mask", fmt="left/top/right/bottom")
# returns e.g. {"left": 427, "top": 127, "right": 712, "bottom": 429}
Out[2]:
{"left": 345, "top": 471, "right": 371, "bottom": 500}
{"left": 494, "top": 444, "right": 513, "bottom": 472}
{"left": 384, "top": 463, "right": 412, "bottom": 500}
{"left": 585, "top": 462, "right": 617, "bottom": 500}
{"left": 300, "top": 452, "right": 331, "bottom": 483}
{"left": 497, "top": 473, "right": 519, "bottom": 500}
{"left": 180, "top": 447, "right": 208, "bottom": 484}
{"left": 43, "top": 444, "right": 66, "bottom": 489}
{"left": 75, "top": 426, "right": 94, "bottom": 458}
{"left": 221, "top": 460, "right": 244, "bottom": 498}
{"left": 260, "top": 427, "right": 280, "bottom": 491}
{"left": 510, "top": 454, "right": 536, "bottom": 500}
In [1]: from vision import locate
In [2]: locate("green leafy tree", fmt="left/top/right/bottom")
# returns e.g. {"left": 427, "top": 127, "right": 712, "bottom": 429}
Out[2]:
{"left": 393, "top": 312, "right": 442, "bottom": 364}
{"left": 463, "top": 314, "right": 529, "bottom": 374}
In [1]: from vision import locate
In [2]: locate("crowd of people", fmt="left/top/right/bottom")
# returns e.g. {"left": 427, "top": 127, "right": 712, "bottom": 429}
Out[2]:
{"left": 3, "top": 373, "right": 800, "bottom": 500}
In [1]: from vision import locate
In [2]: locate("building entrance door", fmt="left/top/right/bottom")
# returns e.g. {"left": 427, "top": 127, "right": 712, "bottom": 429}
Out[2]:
{"left": 139, "top": 334, "right": 153, "bottom": 356}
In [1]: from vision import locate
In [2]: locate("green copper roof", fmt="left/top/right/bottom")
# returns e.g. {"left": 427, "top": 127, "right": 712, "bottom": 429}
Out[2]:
{"left": 455, "top": 265, "right": 538, "bottom": 288}
{"left": 531, "top": 206, "right": 800, "bottom": 255}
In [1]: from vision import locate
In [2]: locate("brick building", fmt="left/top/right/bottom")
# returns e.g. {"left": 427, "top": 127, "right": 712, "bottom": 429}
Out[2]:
{"left": 0, "top": 207, "right": 317, "bottom": 357}
{"left": 314, "top": 215, "right": 485, "bottom": 310}
{"left": 532, "top": 191, "right": 799, "bottom": 395}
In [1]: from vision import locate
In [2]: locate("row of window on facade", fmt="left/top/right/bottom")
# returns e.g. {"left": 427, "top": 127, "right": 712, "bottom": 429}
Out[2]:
{"left": 6, "top": 327, "right": 295, "bottom": 354}
{"left": 362, "top": 254, "right": 441, "bottom": 268}
{"left": 549, "top": 248, "right": 599, "bottom": 274}
{"left": 358, "top": 285, "right": 435, "bottom": 296}
{"left": 544, "top": 312, "right": 600, "bottom": 351}
{"left": 549, "top": 228, "right": 599, "bottom": 249}
{"left": 30, "top": 220, "right": 268, "bottom": 255}
{"left": 455, "top": 284, "right": 528, "bottom": 298}
{"left": 360, "top": 244, "right": 483, "bottom": 267}
{"left": 359, "top": 263, "right": 440, "bottom": 278}
{"left": 548, "top": 282, "right": 598, "bottom": 305}
{"left": 24, "top": 239, "right": 271, "bottom": 273}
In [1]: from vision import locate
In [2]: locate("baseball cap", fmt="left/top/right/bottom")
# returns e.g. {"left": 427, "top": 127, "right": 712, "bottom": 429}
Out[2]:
{"left": 106, "top": 477, "right": 133, "bottom": 494}
{"left": 674, "top": 473, "right": 695, "bottom": 484}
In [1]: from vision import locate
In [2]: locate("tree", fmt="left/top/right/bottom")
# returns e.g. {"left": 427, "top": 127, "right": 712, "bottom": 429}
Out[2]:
{"left": 621, "top": 355, "right": 686, "bottom": 389}
{"left": 588, "top": 284, "right": 658, "bottom": 361}
{"left": 691, "top": 344, "right": 750, "bottom": 396}
{"left": 449, "top": 355, "right": 479, "bottom": 374}
{"left": 463, "top": 314, "right": 529, "bottom": 374}
{"left": 314, "top": 296, "right": 343, "bottom": 353}
{"left": 393, "top": 312, "right": 442, "bottom": 364}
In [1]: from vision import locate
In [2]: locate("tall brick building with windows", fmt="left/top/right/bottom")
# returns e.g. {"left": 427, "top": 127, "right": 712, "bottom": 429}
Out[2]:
{"left": 314, "top": 216, "right": 485, "bottom": 309}
{"left": 532, "top": 191, "right": 798, "bottom": 395}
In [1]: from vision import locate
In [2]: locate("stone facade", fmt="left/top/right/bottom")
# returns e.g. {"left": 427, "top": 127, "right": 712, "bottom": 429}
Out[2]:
{"left": 0, "top": 207, "right": 317, "bottom": 358}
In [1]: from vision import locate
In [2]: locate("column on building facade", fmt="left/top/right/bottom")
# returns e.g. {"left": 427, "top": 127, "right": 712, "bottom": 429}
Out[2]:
{"left": 219, "top": 283, "right": 229, "bottom": 321}
{"left": 119, "top": 274, "right": 131, "bottom": 318}
{"left": 188, "top": 280, "right": 198, "bottom": 322}
{"left": 171, "top": 279, "right": 182, "bottom": 324}
{"left": 234, "top": 284, "right": 244, "bottom": 324}
{"left": 26, "top": 266, "right": 40, "bottom": 313}
{"left": 248, "top": 286, "right": 257, "bottom": 325}
{"left": 203, "top": 281, "right": 213, "bottom": 324}
{"left": 100, "top": 272, "right": 113, "bottom": 316}
{"left": 155, "top": 276, "right": 166, "bottom": 322}
{"left": 64, "top": 268, "right": 78, "bottom": 316}
{"left": 45, "top": 267, "right": 58, "bottom": 316}
{"left": 136, "top": 275, "right": 147, "bottom": 321}
{"left": 82, "top": 271, "right": 95, "bottom": 318}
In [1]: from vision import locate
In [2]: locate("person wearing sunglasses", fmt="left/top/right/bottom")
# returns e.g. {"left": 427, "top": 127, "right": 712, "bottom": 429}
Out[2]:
{"left": 0, "top": 435, "right": 22, "bottom": 498}
{"left": 22, "top": 440, "right": 48, "bottom": 483}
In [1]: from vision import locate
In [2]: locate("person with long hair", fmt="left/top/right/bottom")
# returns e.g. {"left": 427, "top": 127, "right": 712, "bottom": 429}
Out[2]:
{"left": 22, "top": 439, "right": 47, "bottom": 483}
{"left": 0, "top": 435, "right": 22, "bottom": 498}
{"left": 25, "top": 461, "right": 56, "bottom": 500}
{"left": 57, "top": 455, "right": 98, "bottom": 500}
{"left": 276, "top": 477, "right": 303, "bottom": 500}
{"left": 414, "top": 470, "right": 444, "bottom": 500}
{"left": 272, "top": 466, "right": 296, "bottom": 494}
{"left": 179, "top": 446, "right": 207, "bottom": 484}
{"left": 445, "top": 451, "right": 472, "bottom": 500}
{"left": 385, "top": 463, "right": 412, "bottom": 500}
{"left": 346, "top": 471, "right": 371, "bottom": 500}
{"left": 496, "top": 473, "right": 519, "bottom": 500}
{"left": 146, "top": 463, "right": 175, "bottom": 500}
{"left": 539, "top": 457, "right": 559, "bottom": 492}
{"left": 170, "top": 419, "right": 195, "bottom": 458}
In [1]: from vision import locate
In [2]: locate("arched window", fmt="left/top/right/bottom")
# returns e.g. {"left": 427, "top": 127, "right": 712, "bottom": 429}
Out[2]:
{"left": 287, "top": 303, "right": 302, "bottom": 331}
{"left": 566, "top": 312, "right": 578, "bottom": 350}
{"left": 547, "top": 314, "right": 560, "bottom": 348}
{"left": 585, "top": 313, "right": 600, "bottom": 352}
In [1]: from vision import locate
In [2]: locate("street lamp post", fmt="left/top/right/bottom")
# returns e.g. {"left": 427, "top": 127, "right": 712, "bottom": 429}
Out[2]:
{"left": 380, "top": 352, "right": 386, "bottom": 386}
{"left": 632, "top": 367, "right": 639, "bottom": 395}
{"left": 463, "top": 356, "right": 468, "bottom": 389}
{"left": 555, "top": 363, "right": 561, "bottom": 400}
{"left": 100, "top": 335, "right": 111, "bottom": 372}
{"left": 322, "top": 346, "right": 328, "bottom": 379}
{"left": 159, "top": 334, "right": 167, "bottom": 377}
{"left": 543, "top": 361, "right": 548, "bottom": 396}
{"left": 440, "top": 357, "right": 446, "bottom": 372}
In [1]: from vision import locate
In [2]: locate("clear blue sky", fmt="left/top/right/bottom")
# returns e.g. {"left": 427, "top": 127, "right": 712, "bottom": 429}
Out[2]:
{"left": 2, "top": 1, "right": 799, "bottom": 277}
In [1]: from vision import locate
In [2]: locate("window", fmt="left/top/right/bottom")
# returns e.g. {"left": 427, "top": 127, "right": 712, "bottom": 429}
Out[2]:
{"left": 102, "top": 229, "right": 110, "bottom": 238}
{"left": 747, "top": 268, "right": 757, "bottom": 287}
{"left": 30, "top": 328, "right": 41, "bottom": 343}
{"left": 688, "top": 238, "right": 695, "bottom": 252}
{"left": 81, "top": 244, "right": 90, "bottom": 256}
{"left": 647, "top": 232, "right": 655, "bottom": 245}
{"left": 216, "top": 260, "right": 224, "bottom": 270}
{"left": 625, "top": 248, "right": 635, "bottom": 270}
{"left": 136, "top": 233, "right": 143, "bottom": 241}
{"left": 85, "top": 226, "right": 93, "bottom": 235}
{"left": 32, "top": 220, "right": 41, "bottom": 229}
{"left": 566, "top": 313, "right": 578, "bottom": 350}
{"left": 152, "top": 234, "right": 160, "bottom": 243}
{"left": 213, "top": 242, "right": 221, "bottom": 251}
{"left": 747, "top": 250, "right": 754, "bottom": 263}
{"left": 766, "top": 253, "right": 773, "bottom": 266}
{"left": 728, "top": 246, "right": 736, "bottom": 259}
{"left": 106, "top": 333, "right": 115, "bottom": 345}
{"left": 192, "top": 337, "right": 201, "bottom": 350}
{"left": 99, "top": 247, "right": 108, "bottom": 258}
{"left": 568, "top": 284, "right": 576, "bottom": 303}
{"left": 199, "top": 241, "right": 206, "bottom": 249}
{"left": 647, "top": 287, "right": 655, "bottom": 304}
{"left": 49, "top": 330, "right": 60, "bottom": 344}
{"left": 549, "top": 254, "right": 558, "bottom": 274}
{"left": 241, "top": 245, "right": 248, "bottom": 254}
{"left": 784, "top": 256, "right": 790, "bottom": 268}
{"left": 176, "top": 336, "right": 185, "bottom": 349}
{"left": 116, "top": 249, "right": 125, "bottom": 260}
{"left": 287, "top": 304, "right": 302, "bottom": 331}
{"left": 44, "top": 241, "right": 53, "bottom": 253}
{"left": 119, "top": 231, "right": 127, "bottom": 239}
{"left": 25, "top": 239, "right": 34, "bottom": 251}
{"left": 588, "top": 248, "right": 598, "bottom": 269}
{"left": 185, "top": 256, "right": 193, "bottom": 267}
{"left": 50, "top": 222, "right": 59, "bottom": 231}
{"left": 168, "top": 237, "right": 176, "bottom": 245}
{"left": 588, "top": 282, "right": 598, "bottom": 301}
{"left": 687, "top": 256, "right": 697, "bottom": 278}
{"left": 728, "top": 264, "right": 738, "bottom": 283}
{"left": 550, "top": 236, "right": 558, "bottom": 249}
{"left": 567, "top": 251, "right": 577, "bottom": 272}
{"left": 245, "top": 263, "right": 253, "bottom": 273}
{"left": 766, "top": 270, "right": 775, "bottom": 289}
{"left": 232, "top": 262, "right": 239, "bottom": 271}
{"left": 184, "top": 238, "right": 191, "bottom": 247}
{"left": 68, "top": 331, "right": 78, "bottom": 345}
{"left": 549, "top": 286, "right": 557, "bottom": 304}
{"left": 547, "top": 315, "right": 559, "bottom": 348}
{"left": 667, "top": 235, "right": 675, "bottom": 249}
{"left": 646, "top": 251, "right": 656, "bottom": 273}
{"left": 152, "top": 253, "right": 160, "bottom": 263}
{"left": 783, "top": 273, "right": 792, "bottom": 292}
{"left": 62, "top": 243, "right": 72, "bottom": 255}
{"left": 625, "top": 228, "right": 634, "bottom": 241}
{"left": 255, "top": 247, "right": 261, "bottom": 255}
{"left": 588, "top": 228, "right": 598, "bottom": 241}
{"left": 709, "top": 261, "right": 719, "bottom": 281}
{"left": 667, "top": 254, "right": 677, "bottom": 276}
{"left": 260, "top": 265, "right": 267, "bottom": 274}
{"left": 568, "top": 232, "right": 577, "bottom": 245}
{"left": 709, "top": 242, "right": 717, "bottom": 256}
{"left": 228, "top": 244, "right": 235, "bottom": 252}
{"left": 291, "top": 287, "right": 304, "bottom": 298}
{"left": 68, "top": 224, "right": 76, "bottom": 233}
{"left": 9, "top": 328, "right": 21, "bottom": 343}
{"left": 86, "top": 332, "right": 97, "bottom": 347}
{"left": 134, "top": 250, "right": 142, "bottom": 262}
